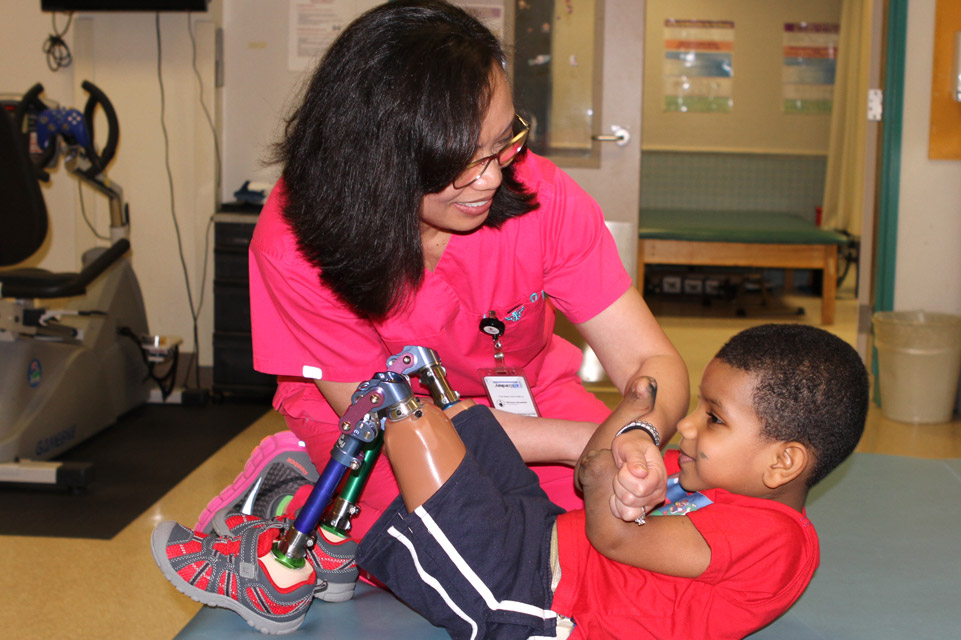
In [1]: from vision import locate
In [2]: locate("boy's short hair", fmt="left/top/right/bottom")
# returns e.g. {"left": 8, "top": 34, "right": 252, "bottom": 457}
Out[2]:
{"left": 715, "top": 324, "right": 869, "bottom": 487}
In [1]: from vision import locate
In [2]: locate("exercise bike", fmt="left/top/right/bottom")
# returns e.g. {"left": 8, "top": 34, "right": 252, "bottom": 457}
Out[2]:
{"left": 0, "top": 82, "right": 156, "bottom": 488}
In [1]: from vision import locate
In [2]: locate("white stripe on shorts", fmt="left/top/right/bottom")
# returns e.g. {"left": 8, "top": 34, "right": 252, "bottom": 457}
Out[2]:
{"left": 387, "top": 525, "right": 480, "bottom": 640}
{"left": 414, "top": 505, "right": 558, "bottom": 622}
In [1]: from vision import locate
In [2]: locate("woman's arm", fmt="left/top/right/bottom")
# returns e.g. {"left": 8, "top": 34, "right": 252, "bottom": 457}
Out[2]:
{"left": 575, "top": 287, "right": 689, "bottom": 442}
{"left": 576, "top": 287, "right": 690, "bottom": 518}
{"left": 488, "top": 411, "right": 597, "bottom": 467}
{"left": 484, "top": 288, "right": 689, "bottom": 475}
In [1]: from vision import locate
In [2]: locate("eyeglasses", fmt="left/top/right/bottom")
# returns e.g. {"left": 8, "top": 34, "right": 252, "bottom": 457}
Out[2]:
{"left": 452, "top": 114, "right": 530, "bottom": 189}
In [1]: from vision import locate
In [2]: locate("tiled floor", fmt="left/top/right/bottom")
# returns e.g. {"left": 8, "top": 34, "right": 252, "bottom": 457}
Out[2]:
{"left": 3, "top": 283, "right": 959, "bottom": 639}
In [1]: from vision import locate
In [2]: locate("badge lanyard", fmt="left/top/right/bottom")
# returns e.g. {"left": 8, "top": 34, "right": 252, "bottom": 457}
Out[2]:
{"left": 478, "top": 310, "right": 539, "bottom": 417}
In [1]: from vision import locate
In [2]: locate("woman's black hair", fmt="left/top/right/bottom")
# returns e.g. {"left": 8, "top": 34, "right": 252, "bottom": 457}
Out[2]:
{"left": 276, "top": 0, "right": 538, "bottom": 319}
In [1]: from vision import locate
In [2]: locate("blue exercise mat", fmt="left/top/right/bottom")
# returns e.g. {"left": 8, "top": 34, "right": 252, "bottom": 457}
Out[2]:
{"left": 748, "top": 454, "right": 961, "bottom": 639}
{"left": 177, "top": 580, "right": 447, "bottom": 639}
{"left": 177, "top": 453, "right": 961, "bottom": 639}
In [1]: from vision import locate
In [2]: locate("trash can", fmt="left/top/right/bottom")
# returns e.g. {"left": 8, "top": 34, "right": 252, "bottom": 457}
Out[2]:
{"left": 873, "top": 311, "right": 961, "bottom": 424}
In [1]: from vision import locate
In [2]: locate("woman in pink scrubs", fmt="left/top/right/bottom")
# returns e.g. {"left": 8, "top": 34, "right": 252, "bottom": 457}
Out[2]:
{"left": 206, "top": 1, "right": 689, "bottom": 540}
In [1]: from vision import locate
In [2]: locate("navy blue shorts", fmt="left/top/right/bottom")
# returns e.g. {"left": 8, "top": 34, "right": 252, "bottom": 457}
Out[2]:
{"left": 356, "top": 405, "right": 566, "bottom": 640}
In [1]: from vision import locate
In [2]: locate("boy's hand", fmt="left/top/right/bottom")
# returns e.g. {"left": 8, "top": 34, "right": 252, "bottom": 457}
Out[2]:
{"left": 609, "top": 433, "right": 667, "bottom": 522}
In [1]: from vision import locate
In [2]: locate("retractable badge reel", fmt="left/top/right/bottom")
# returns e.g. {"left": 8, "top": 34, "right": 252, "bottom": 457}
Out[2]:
{"left": 478, "top": 311, "right": 539, "bottom": 417}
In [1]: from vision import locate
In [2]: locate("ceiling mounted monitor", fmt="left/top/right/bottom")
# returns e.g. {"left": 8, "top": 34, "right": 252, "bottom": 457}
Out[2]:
{"left": 41, "top": 1, "right": 208, "bottom": 11}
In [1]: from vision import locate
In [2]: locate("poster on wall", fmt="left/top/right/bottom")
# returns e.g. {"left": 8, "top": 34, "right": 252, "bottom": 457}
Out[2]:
{"left": 287, "top": 0, "right": 352, "bottom": 72}
{"left": 287, "top": 0, "right": 504, "bottom": 71}
{"left": 782, "top": 22, "right": 839, "bottom": 115}
{"left": 662, "top": 19, "right": 734, "bottom": 113}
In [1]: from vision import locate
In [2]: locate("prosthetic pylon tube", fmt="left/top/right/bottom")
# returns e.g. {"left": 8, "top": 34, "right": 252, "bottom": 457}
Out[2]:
{"left": 273, "top": 371, "right": 417, "bottom": 567}
{"left": 319, "top": 346, "right": 460, "bottom": 536}
{"left": 320, "top": 434, "right": 382, "bottom": 535}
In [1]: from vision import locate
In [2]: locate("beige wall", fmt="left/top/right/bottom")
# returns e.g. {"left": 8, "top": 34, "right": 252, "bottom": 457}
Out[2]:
{"left": 642, "top": 0, "right": 841, "bottom": 154}
{"left": 896, "top": 0, "right": 961, "bottom": 317}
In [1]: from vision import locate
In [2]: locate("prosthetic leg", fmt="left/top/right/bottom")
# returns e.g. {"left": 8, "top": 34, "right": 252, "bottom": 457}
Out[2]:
{"left": 149, "top": 346, "right": 471, "bottom": 633}
{"left": 275, "top": 346, "right": 465, "bottom": 568}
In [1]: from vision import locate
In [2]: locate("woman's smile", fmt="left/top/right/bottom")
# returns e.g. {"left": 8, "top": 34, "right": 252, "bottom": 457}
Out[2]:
{"left": 455, "top": 197, "right": 492, "bottom": 214}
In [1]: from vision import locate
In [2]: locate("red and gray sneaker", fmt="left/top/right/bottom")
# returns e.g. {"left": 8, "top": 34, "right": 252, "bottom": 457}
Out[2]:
{"left": 213, "top": 510, "right": 359, "bottom": 603}
{"left": 151, "top": 520, "right": 314, "bottom": 635}
{"left": 194, "top": 431, "right": 318, "bottom": 534}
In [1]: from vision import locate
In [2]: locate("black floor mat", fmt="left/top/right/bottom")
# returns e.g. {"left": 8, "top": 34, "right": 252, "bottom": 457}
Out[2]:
{"left": 0, "top": 400, "right": 269, "bottom": 539}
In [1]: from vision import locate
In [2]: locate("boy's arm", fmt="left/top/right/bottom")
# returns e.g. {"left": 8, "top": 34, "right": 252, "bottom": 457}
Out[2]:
{"left": 579, "top": 449, "right": 712, "bottom": 578}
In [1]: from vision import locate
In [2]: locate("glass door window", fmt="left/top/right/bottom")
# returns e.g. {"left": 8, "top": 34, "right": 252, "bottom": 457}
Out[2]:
{"left": 511, "top": 0, "right": 603, "bottom": 166}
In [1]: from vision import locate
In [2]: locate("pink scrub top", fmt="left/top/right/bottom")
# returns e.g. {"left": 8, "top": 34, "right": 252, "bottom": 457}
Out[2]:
{"left": 248, "top": 151, "right": 632, "bottom": 535}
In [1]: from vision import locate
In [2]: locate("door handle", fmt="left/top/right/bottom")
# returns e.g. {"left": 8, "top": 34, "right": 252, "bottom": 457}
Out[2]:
{"left": 591, "top": 125, "right": 631, "bottom": 147}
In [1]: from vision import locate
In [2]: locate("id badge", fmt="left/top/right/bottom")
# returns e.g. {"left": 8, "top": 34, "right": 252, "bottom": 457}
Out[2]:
{"left": 479, "top": 367, "right": 540, "bottom": 417}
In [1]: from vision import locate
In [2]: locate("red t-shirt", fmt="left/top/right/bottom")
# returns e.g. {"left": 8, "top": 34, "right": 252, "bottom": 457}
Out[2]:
{"left": 552, "top": 450, "right": 820, "bottom": 639}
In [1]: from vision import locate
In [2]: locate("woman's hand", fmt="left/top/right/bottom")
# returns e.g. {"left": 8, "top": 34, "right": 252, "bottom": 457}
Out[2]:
{"left": 605, "top": 375, "right": 667, "bottom": 521}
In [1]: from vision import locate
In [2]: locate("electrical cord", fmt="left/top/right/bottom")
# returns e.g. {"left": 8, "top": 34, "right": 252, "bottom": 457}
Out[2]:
{"left": 44, "top": 11, "right": 74, "bottom": 72}
{"left": 77, "top": 181, "right": 111, "bottom": 241}
{"left": 835, "top": 231, "right": 859, "bottom": 289}
{"left": 155, "top": 11, "right": 204, "bottom": 392}
{"left": 153, "top": 11, "right": 221, "bottom": 392}
{"left": 186, "top": 12, "right": 222, "bottom": 389}
{"left": 188, "top": 12, "right": 222, "bottom": 195}
{"left": 119, "top": 326, "right": 179, "bottom": 401}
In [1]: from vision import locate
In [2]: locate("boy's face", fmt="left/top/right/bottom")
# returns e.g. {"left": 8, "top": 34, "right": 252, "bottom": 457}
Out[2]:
{"left": 675, "top": 359, "right": 782, "bottom": 496}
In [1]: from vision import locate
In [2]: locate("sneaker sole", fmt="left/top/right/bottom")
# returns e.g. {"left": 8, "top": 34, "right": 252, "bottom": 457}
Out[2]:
{"left": 315, "top": 579, "right": 356, "bottom": 603}
{"left": 194, "top": 431, "right": 311, "bottom": 533}
{"left": 150, "top": 521, "right": 307, "bottom": 635}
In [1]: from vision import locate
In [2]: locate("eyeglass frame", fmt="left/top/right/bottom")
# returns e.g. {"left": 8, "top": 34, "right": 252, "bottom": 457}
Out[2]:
{"left": 451, "top": 113, "right": 530, "bottom": 189}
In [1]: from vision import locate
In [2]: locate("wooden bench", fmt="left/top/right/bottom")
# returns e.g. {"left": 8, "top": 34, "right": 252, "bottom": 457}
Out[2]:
{"left": 638, "top": 209, "right": 849, "bottom": 325}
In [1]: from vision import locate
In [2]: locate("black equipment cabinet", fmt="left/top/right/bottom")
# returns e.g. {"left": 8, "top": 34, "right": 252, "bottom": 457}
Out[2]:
{"left": 212, "top": 211, "right": 276, "bottom": 398}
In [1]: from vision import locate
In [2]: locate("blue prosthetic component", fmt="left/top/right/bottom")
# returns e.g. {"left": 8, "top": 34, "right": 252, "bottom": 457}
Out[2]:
{"left": 278, "top": 371, "right": 417, "bottom": 562}
{"left": 294, "top": 446, "right": 364, "bottom": 536}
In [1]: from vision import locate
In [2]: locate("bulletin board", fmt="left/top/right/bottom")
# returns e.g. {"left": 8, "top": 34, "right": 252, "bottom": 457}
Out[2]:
{"left": 642, "top": 0, "right": 842, "bottom": 155}
{"left": 928, "top": 0, "right": 961, "bottom": 160}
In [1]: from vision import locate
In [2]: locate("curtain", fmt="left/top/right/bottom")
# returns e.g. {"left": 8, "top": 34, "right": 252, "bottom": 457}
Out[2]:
{"left": 821, "top": 0, "right": 874, "bottom": 236}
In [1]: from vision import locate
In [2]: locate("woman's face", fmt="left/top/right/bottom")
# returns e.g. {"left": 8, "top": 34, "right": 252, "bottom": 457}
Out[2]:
{"left": 419, "top": 70, "right": 515, "bottom": 237}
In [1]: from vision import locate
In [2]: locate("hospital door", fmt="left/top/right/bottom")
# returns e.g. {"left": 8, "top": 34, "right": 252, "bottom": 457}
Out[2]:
{"left": 509, "top": 0, "right": 643, "bottom": 282}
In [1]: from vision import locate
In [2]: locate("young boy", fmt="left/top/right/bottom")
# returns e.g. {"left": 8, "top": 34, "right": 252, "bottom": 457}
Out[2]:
{"left": 153, "top": 324, "right": 868, "bottom": 638}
